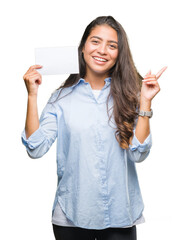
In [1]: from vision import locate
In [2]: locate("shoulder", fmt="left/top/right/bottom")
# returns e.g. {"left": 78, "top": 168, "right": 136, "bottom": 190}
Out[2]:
{"left": 48, "top": 78, "right": 84, "bottom": 103}
{"left": 48, "top": 87, "right": 74, "bottom": 103}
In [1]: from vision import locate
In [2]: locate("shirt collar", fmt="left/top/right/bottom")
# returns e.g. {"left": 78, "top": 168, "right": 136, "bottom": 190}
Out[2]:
{"left": 50, "top": 77, "right": 111, "bottom": 102}
{"left": 72, "top": 77, "right": 111, "bottom": 88}
{"left": 103, "top": 77, "right": 111, "bottom": 89}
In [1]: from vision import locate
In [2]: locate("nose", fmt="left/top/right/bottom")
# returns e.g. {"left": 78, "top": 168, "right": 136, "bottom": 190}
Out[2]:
{"left": 97, "top": 43, "right": 107, "bottom": 55}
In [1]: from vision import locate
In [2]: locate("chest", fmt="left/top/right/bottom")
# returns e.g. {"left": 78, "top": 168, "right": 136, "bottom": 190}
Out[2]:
{"left": 57, "top": 91, "right": 115, "bottom": 135}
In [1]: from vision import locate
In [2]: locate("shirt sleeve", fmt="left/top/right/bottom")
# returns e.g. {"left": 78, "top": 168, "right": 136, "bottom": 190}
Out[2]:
{"left": 21, "top": 101, "right": 57, "bottom": 159}
{"left": 127, "top": 129, "right": 152, "bottom": 163}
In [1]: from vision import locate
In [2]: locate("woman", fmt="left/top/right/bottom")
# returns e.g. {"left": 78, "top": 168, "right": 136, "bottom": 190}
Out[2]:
{"left": 22, "top": 16, "right": 166, "bottom": 240}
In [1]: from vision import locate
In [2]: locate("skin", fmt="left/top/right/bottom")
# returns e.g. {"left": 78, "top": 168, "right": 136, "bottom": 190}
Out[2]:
{"left": 23, "top": 65, "right": 42, "bottom": 139}
{"left": 135, "top": 66, "right": 167, "bottom": 143}
{"left": 23, "top": 24, "right": 167, "bottom": 144}
{"left": 82, "top": 25, "right": 118, "bottom": 89}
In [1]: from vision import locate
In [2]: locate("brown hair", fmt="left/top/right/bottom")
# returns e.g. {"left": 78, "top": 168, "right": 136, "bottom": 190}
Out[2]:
{"left": 58, "top": 16, "right": 142, "bottom": 149}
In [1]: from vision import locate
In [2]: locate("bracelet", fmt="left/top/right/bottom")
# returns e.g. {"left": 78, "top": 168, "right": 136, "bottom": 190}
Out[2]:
{"left": 138, "top": 109, "right": 153, "bottom": 118}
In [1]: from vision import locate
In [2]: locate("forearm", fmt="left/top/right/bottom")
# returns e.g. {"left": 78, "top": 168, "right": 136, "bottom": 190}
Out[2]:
{"left": 25, "top": 95, "right": 40, "bottom": 139}
{"left": 135, "top": 98, "right": 151, "bottom": 144}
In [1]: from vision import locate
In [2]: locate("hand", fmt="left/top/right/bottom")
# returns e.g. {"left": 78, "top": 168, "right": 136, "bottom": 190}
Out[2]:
{"left": 23, "top": 65, "right": 43, "bottom": 96}
{"left": 141, "top": 66, "right": 167, "bottom": 102}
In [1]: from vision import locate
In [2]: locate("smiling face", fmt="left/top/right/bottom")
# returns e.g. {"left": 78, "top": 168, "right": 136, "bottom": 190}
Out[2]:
{"left": 82, "top": 24, "right": 118, "bottom": 79}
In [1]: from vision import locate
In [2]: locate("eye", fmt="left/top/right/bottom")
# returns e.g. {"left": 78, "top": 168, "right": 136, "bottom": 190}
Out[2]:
{"left": 109, "top": 44, "right": 117, "bottom": 49}
{"left": 91, "top": 40, "right": 99, "bottom": 44}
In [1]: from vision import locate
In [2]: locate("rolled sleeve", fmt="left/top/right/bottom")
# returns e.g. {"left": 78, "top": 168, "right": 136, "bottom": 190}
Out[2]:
{"left": 127, "top": 131, "right": 152, "bottom": 163}
{"left": 21, "top": 101, "right": 57, "bottom": 159}
{"left": 21, "top": 126, "right": 46, "bottom": 150}
{"left": 130, "top": 131, "right": 152, "bottom": 152}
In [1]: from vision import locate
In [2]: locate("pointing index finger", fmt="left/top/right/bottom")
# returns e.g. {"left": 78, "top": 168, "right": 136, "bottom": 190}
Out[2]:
{"left": 156, "top": 66, "right": 167, "bottom": 79}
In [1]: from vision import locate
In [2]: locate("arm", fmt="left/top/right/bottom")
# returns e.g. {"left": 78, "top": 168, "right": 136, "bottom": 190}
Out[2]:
{"left": 135, "top": 67, "right": 167, "bottom": 143}
{"left": 22, "top": 102, "right": 57, "bottom": 159}
{"left": 135, "top": 97, "right": 151, "bottom": 144}
{"left": 127, "top": 67, "right": 167, "bottom": 163}
{"left": 23, "top": 65, "right": 42, "bottom": 139}
{"left": 22, "top": 65, "right": 57, "bottom": 158}
{"left": 25, "top": 95, "right": 39, "bottom": 139}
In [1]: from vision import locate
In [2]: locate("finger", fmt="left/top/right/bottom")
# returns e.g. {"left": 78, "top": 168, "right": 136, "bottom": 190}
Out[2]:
{"left": 26, "top": 65, "right": 43, "bottom": 74}
{"left": 144, "top": 70, "right": 151, "bottom": 78}
{"left": 31, "top": 64, "right": 43, "bottom": 69}
{"left": 142, "top": 77, "right": 157, "bottom": 82}
{"left": 24, "top": 71, "right": 42, "bottom": 81}
{"left": 30, "top": 69, "right": 42, "bottom": 75}
{"left": 156, "top": 66, "right": 167, "bottom": 79}
{"left": 24, "top": 72, "right": 41, "bottom": 81}
{"left": 27, "top": 76, "right": 42, "bottom": 85}
{"left": 143, "top": 74, "right": 156, "bottom": 79}
{"left": 144, "top": 80, "right": 159, "bottom": 86}
{"left": 28, "top": 73, "right": 42, "bottom": 81}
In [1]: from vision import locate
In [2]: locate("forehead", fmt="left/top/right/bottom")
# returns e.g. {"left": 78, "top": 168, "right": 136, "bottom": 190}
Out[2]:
{"left": 88, "top": 24, "right": 118, "bottom": 41}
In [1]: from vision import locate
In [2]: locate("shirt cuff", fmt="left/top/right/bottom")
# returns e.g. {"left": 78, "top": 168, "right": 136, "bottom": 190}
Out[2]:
{"left": 21, "top": 126, "right": 46, "bottom": 150}
{"left": 129, "top": 131, "right": 152, "bottom": 152}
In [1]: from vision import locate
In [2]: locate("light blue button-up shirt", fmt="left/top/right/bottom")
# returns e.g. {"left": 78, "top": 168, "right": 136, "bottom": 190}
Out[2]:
{"left": 22, "top": 77, "right": 152, "bottom": 230}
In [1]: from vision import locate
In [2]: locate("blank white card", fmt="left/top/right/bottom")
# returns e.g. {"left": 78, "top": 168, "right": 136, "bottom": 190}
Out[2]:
{"left": 35, "top": 46, "right": 79, "bottom": 75}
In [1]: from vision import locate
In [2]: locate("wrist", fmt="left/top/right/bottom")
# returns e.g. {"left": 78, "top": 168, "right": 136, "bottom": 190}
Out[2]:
{"left": 138, "top": 109, "right": 153, "bottom": 118}
{"left": 28, "top": 93, "right": 38, "bottom": 99}
{"left": 27, "top": 94, "right": 38, "bottom": 105}
{"left": 140, "top": 97, "right": 151, "bottom": 111}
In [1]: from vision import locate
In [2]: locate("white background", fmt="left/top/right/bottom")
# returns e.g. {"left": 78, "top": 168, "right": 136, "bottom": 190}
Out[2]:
{"left": 0, "top": 0, "right": 189, "bottom": 239}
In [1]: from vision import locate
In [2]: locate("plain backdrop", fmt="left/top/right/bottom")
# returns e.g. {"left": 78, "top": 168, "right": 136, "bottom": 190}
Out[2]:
{"left": 0, "top": 0, "right": 189, "bottom": 239}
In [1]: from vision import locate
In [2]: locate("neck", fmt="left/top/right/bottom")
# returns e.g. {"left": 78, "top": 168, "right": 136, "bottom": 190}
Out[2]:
{"left": 84, "top": 72, "right": 108, "bottom": 90}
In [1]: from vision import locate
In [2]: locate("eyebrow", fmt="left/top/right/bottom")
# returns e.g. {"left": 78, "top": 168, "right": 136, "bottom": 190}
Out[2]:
{"left": 90, "top": 36, "right": 118, "bottom": 44}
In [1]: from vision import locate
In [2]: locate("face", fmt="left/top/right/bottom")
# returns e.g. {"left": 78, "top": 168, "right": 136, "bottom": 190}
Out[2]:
{"left": 82, "top": 24, "right": 118, "bottom": 79}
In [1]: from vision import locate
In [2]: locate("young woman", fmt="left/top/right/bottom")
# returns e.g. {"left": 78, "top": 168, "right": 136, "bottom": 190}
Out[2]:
{"left": 22, "top": 16, "right": 166, "bottom": 240}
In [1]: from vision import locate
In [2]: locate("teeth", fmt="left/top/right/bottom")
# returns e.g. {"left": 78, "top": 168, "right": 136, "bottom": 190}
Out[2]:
{"left": 93, "top": 57, "right": 107, "bottom": 62}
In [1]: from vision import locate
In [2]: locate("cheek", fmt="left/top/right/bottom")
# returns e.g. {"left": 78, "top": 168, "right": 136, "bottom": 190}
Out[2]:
{"left": 83, "top": 43, "right": 96, "bottom": 55}
{"left": 112, "top": 51, "right": 118, "bottom": 62}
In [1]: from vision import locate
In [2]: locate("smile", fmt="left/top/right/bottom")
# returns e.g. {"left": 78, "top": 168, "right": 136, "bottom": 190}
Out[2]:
{"left": 93, "top": 57, "right": 108, "bottom": 62}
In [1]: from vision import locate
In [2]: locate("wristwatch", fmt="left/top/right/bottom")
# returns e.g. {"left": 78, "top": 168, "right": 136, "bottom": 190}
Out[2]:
{"left": 138, "top": 109, "right": 153, "bottom": 118}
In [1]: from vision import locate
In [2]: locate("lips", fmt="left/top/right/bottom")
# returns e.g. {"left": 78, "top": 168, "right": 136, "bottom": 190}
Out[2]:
{"left": 92, "top": 56, "right": 108, "bottom": 62}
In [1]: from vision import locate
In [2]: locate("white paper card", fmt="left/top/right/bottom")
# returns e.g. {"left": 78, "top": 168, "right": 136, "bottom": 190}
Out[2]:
{"left": 35, "top": 46, "right": 79, "bottom": 75}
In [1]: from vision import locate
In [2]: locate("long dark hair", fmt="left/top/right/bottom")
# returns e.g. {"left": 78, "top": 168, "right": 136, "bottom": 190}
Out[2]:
{"left": 58, "top": 16, "right": 142, "bottom": 149}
